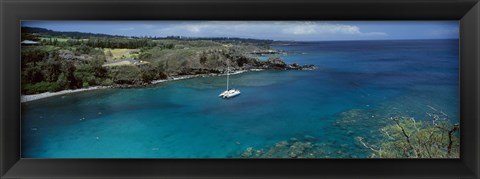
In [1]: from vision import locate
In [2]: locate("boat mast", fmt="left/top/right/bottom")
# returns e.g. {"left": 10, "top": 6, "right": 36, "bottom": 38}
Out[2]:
{"left": 226, "top": 60, "right": 229, "bottom": 90}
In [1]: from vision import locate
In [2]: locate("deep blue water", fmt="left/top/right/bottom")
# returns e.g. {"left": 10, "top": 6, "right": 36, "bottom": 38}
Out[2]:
{"left": 22, "top": 39, "right": 459, "bottom": 158}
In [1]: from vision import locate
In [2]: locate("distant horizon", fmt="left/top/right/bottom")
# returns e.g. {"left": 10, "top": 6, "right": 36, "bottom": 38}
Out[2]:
{"left": 22, "top": 21, "right": 459, "bottom": 41}
{"left": 21, "top": 26, "right": 459, "bottom": 43}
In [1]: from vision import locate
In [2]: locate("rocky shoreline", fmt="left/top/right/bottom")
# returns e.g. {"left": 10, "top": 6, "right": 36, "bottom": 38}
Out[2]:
{"left": 113, "top": 69, "right": 255, "bottom": 89}
{"left": 240, "top": 135, "right": 354, "bottom": 158}
{"left": 110, "top": 57, "right": 316, "bottom": 89}
{"left": 21, "top": 58, "right": 316, "bottom": 102}
{"left": 20, "top": 69, "right": 254, "bottom": 102}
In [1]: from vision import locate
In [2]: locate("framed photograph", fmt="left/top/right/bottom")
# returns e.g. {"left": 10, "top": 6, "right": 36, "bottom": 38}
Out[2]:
{"left": 1, "top": 0, "right": 479, "bottom": 178}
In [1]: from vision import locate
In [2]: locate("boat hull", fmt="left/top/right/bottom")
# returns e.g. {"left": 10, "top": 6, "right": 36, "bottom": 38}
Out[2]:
{"left": 223, "top": 91, "right": 240, "bottom": 98}
{"left": 219, "top": 90, "right": 241, "bottom": 98}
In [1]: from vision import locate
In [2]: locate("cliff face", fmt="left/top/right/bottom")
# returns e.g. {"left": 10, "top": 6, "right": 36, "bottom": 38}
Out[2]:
{"left": 172, "top": 57, "right": 316, "bottom": 76}
{"left": 140, "top": 44, "right": 315, "bottom": 77}
{"left": 162, "top": 45, "right": 315, "bottom": 76}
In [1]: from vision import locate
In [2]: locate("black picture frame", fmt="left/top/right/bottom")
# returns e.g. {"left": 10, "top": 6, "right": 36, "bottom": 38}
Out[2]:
{"left": 1, "top": 0, "right": 479, "bottom": 178}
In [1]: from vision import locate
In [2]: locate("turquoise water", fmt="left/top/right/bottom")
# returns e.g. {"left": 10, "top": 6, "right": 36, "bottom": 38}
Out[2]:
{"left": 22, "top": 39, "right": 459, "bottom": 158}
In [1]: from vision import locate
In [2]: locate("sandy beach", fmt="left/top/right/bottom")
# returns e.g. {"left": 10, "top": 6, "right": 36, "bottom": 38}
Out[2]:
{"left": 21, "top": 86, "right": 111, "bottom": 103}
{"left": 21, "top": 69, "right": 264, "bottom": 103}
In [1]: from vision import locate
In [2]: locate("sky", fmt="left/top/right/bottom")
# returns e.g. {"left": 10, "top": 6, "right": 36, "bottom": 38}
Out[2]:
{"left": 22, "top": 21, "right": 459, "bottom": 41}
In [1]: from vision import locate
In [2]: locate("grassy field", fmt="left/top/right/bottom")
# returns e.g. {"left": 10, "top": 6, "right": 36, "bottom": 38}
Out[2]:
{"left": 40, "top": 37, "right": 69, "bottom": 42}
{"left": 39, "top": 37, "right": 89, "bottom": 42}
{"left": 103, "top": 48, "right": 140, "bottom": 60}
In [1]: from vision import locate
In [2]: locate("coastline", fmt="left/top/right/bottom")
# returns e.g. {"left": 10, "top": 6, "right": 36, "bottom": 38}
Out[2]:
{"left": 151, "top": 69, "right": 256, "bottom": 84}
{"left": 21, "top": 69, "right": 264, "bottom": 103}
{"left": 21, "top": 86, "right": 111, "bottom": 103}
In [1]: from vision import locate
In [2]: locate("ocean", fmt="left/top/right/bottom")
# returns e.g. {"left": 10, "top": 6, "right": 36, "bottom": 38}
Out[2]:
{"left": 21, "top": 39, "right": 459, "bottom": 158}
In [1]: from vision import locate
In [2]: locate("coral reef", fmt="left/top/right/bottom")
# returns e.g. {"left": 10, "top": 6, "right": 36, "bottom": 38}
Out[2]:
{"left": 240, "top": 135, "right": 352, "bottom": 158}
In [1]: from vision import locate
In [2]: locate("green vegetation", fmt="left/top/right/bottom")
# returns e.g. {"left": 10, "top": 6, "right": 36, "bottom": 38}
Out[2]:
{"left": 21, "top": 46, "right": 109, "bottom": 94}
{"left": 240, "top": 110, "right": 460, "bottom": 159}
{"left": 356, "top": 112, "right": 460, "bottom": 158}
{"left": 21, "top": 27, "right": 272, "bottom": 95}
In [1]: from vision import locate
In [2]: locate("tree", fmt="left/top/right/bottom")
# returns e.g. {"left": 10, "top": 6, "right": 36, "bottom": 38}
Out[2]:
{"left": 138, "top": 52, "right": 152, "bottom": 60}
{"left": 164, "top": 43, "right": 175, "bottom": 49}
{"left": 199, "top": 53, "right": 207, "bottom": 64}
{"left": 61, "top": 61, "right": 80, "bottom": 89}
{"left": 74, "top": 64, "right": 97, "bottom": 87}
{"left": 356, "top": 109, "right": 460, "bottom": 158}
{"left": 21, "top": 33, "right": 40, "bottom": 41}
{"left": 76, "top": 44, "right": 92, "bottom": 54}
{"left": 110, "top": 65, "right": 141, "bottom": 85}
{"left": 53, "top": 38, "right": 59, "bottom": 46}
{"left": 21, "top": 46, "right": 51, "bottom": 65}
{"left": 23, "top": 65, "right": 44, "bottom": 84}
{"left": 42, "top": 58, "right": 62, "bottom": 82}
{"left": 56, "top": 73, "right": 68, "bottom": 88}
{"left": 139, "top": 64, "right": 158, "bottom": 82}
{"left": 90, "top": 56, "right": 108, "bottom": 78}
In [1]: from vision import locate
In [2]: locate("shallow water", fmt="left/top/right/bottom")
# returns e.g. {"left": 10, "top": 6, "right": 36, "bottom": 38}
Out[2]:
{"left": 22, "top": 39, "right": 459, "bottom": 158}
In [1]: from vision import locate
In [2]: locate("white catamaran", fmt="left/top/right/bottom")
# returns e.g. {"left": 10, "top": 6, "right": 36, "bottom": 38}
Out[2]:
{"left": 219, "top": 61, "right": 240, "bottom": 98}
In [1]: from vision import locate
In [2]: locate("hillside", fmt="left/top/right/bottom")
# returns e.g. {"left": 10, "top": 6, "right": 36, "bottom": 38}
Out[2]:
{"left": 21, "top": 27, "right": 315, "bottom": 95}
